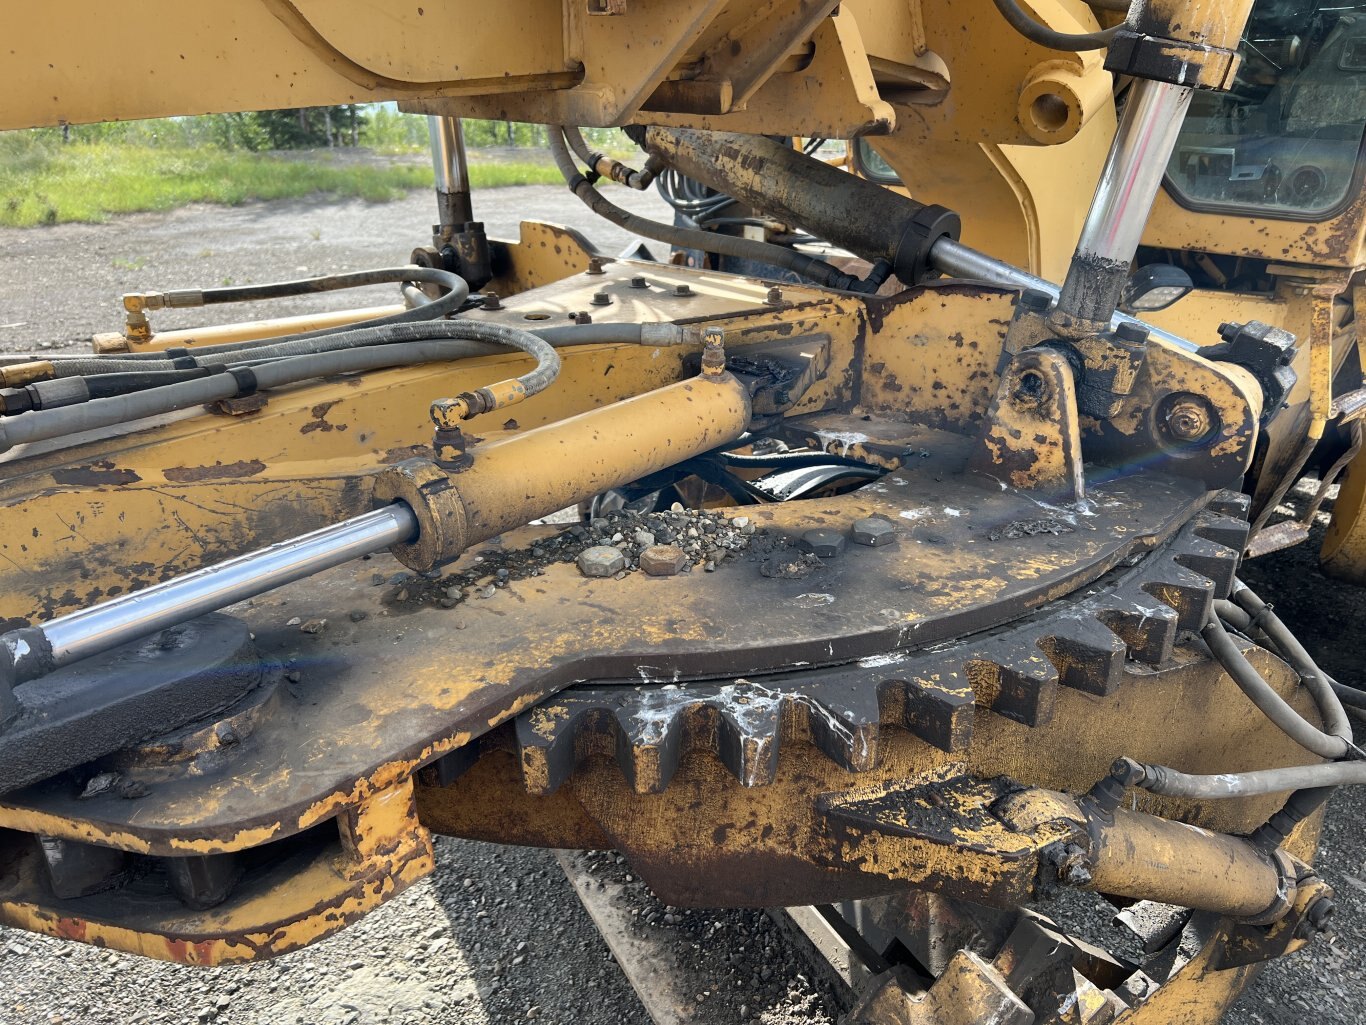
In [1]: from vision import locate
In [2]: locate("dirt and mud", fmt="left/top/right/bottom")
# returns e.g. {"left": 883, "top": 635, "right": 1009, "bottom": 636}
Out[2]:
{"left": 0, "top": 183, "right": 1360, "bottom": 1024}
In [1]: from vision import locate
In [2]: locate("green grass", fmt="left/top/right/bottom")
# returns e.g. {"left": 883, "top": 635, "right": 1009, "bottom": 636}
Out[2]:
{"left": 0, "top": 141, "right": 561, "bottom": 228}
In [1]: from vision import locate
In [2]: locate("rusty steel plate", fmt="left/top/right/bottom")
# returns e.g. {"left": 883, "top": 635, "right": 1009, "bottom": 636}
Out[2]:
{"left": 0, "top": 433, "right": 1211, "bottom": 855}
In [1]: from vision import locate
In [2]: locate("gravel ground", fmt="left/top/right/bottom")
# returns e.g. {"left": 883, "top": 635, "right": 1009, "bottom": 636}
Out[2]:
{"left": 0, "top": 179, "right": 1361, "bottom": 1024}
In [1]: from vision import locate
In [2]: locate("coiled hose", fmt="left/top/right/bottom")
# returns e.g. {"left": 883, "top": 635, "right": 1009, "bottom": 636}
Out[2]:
{"left": 1115, "top": 578, "right": 1365, "bottom": 802}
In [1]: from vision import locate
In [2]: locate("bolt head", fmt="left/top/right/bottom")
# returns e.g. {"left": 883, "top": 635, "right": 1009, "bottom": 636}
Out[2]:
{"left": 639, "top": 544, "right": 688, "bottom": 576}
{"left": 629, "top": 276, "right": 648, "bottom": 289}
{"left": 1114, "top": 322, "right": 1149, "bottom": 345}
{"left": 673, "top": 284, "right": 693, "bottom": 297}
{"left": 851, "top": 517, "right": 897, "bottom": 547}
{"left": 798, "top": 529, "right": 846, "bottom": 559}
{"left": 1160, "top": 393, "right": 1216, "bottom": 444}
{"left": 482, "top": 292, "right": 502, "bottom": 310}
{"left": 590, "top": 291, "right": 612, "bottom": 306}
{"left": 586, "top": 256, "right": 606, "bottom": 275}
{"left": 765, "top": 286, "right": 784, "bottom": 305}
{"left": 577, "top": 545, "right": 627, "bottom": 578}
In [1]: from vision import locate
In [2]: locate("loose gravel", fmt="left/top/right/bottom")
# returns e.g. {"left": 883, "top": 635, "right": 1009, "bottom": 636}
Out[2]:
{"left": 0, "top": 181, "right": 1361, "bottom": 1024}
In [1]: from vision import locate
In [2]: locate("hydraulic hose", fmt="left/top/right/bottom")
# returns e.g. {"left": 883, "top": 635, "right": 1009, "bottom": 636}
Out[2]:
{"left": 1211, "top": 583, "right": 1358, "bottom": 755}
{"left": 563, "top": 127, "right": 659, "bottom": 191}
{"left": 1229, "top": 580, "right": 1354, "bottom": 741}
{"left": 547, "top": 128, "right": 864, "bottom": 293}
{"left": 179, "top": 268, "right": 439, "bottom": 307}
{"left": 114, "top": 266, "right": 471, "bottom": 361}
{"left": 990, "top": 0, "right": 1124, "bottom": 51}
{"left": 0, "top": 323, "right": 688, "bottom": 447}
{"left": 1117, "top": 756, "right": 1366, "bottom": 800}
{"left": 1201, "top": 613, "right": 1354, "bottom": 760}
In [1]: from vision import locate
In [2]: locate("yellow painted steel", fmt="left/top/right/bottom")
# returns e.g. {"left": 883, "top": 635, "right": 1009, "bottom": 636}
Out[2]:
{"left": 94, "top": 304, "right": 409, "bottom": 354}
{"left": 377, "top": 370, "right": 754, "bottom": 570}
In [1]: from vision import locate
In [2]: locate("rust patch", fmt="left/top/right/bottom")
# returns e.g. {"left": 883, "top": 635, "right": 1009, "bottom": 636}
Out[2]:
{"left": 301, "top": 401, "right": 346, "bottom": 435}
{"left": 162, "top": 459, "right": 267, "bottom": 483}
{"left": 51, "top": 461, "right": 141, "bottom": 487}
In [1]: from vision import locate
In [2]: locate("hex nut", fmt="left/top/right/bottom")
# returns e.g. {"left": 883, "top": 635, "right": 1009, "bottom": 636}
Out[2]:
{"left": 639, "top": 544, "right": 688, "bottom": 577}
{"left": 851, "top": 517, "right": 897, "bottom": 547}
{"left": 578, "top": 545, "right": 627, "bottom": 578}
{"left": 798, "top": 529, "right": 846, "bottom": 559}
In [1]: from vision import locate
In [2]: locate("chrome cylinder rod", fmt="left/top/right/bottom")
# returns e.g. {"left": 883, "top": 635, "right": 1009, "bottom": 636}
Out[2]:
{"left": 4, "top": 504, "right": 417, "bottom": 683}
{"left": 427, "top": 115, "right": 474, "bottom": 231}
{"left": 929, "top": 236, "right": 1198, "bottom": 354}
{"left": 1054, "top": 79, "right": 1194, "bottom": 327}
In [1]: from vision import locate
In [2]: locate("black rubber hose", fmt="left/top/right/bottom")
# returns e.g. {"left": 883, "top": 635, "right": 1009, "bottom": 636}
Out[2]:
{"left": 85, "top": 369, "right": 214, "bottom": 398}
{"left": 1118, "top": 756, "right": 1366, "bottom": 799}
{"left": 991, "top": 0, "right": 1124, "bottom": 51}
{"left": 1202, "top": 614, "right": 1353, "bottom": 760}
{"left": 1251, "top": 786, "right": 1335, "bottom": 849}
{"left": 99, "top": 266, "right": 471, "bottom": 364}
{"left": 0, "top": 324, "right": 667, "bottom": 451}
{"left": 51, "top": 315, "right": 585, "bottom": 378}
{"left": 179, "top": 267, "right": 452, "bottom": 307}
{"left": 1229, "top": 580, "right": 1354, "bottom": 742}
{"left": 547, "top": 128, "right": 863, "bottom": 292}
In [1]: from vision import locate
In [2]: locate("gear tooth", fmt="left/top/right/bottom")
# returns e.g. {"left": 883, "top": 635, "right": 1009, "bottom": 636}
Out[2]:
{"left": 1035, "top": 615, "right": 1127, "bottom": 696}
{"left": 1140, "top": 558, "right": 1215, "bottom": 631}
{"left": 1207, "top": 489, "right": 1251, "bottom": 519}
{"left": 1095, "top": 593, "right": 1179, "bottom": 664}
{"left": 1191, "top": 510, "right": 1250, "bottom": 556}
{"left": 963, "top": 641, "right": 1058, "bottom": 727}
{"left": 796, "top": 670, "right": 883, "bottom": 772}
{"left": 612, "top": 691, "right": 689, "bottom": 795}
{"left": 887, "top": 664, "right": 975, "bottom": 753}
{"left": 515, "top": 696, "right": 601, "bottom": 796}
{"left": 715, "top": 682, "right": 784, "bottom": 787}
{"left": 1177, "top": 529, "right": 1244, "bottom": 597}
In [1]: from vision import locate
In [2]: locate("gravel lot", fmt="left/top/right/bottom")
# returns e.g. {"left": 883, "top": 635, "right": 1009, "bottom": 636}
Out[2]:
{"left": 0, "top": 179, "right": 1360, "bottom": 1024}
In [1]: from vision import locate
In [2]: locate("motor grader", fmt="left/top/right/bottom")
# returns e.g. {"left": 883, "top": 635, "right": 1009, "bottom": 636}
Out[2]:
{"left": 0, "top": 0, "right": 1364, "bottom": 1022}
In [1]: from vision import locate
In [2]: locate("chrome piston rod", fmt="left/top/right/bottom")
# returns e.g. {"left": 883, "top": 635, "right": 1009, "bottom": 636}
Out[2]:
{"left": 3, "top": 504, "right": 418, "bottom": 684}
{"left": 929, "top": 236, "right": 1199, "bottom": 354}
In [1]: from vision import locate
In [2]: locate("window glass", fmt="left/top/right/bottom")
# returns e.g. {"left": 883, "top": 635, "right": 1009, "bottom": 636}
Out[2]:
{"left": 1167, "top": 2, "right": 1366, "bottom": 218}
{"left": 854, "top": 138, "right": 901, "bottom": 184}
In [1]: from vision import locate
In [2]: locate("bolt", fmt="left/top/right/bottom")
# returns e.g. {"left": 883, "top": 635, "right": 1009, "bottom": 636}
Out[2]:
{"left": 1114, "top": 322, "right": 1149, "bottom": 345}
{"left": 1163, "top": 394, "right": 1214, "bottom": 443}
{"left": 432, "top": 425, "right": 474, "bottom": 472}
{"left": 577, "top": 546, "right": 627, "bottom": 578}
{"left": 673, "top": 283, "right": 693, "bottom": 297}
{"left": 701, "top": 328, "right": 726, "bottom": 377}
{"left": 639, "top": 544, "right": 688, "bottom": 576}
{"left": 586, "top": 256, "right": 606, "bottom": 275}
{"left": 629, "top": 276, "right": 649, "bottom": 289}
{"left": 851, "top": 517, "right": 897, "bottom": 547}
{"left": 590, "top": 290, "right": 612, "bottom": 307}
{"left": 798, "top": 529, "right": 846, "bottom": 559}
{"left": 572, "top": 311, "right": 593, "bottom": 325}
{"left": 482, "top": 291, "right": 502, "bottom": 311}
{"left": 765, "top": 286, "right": 784, "bottom": 305}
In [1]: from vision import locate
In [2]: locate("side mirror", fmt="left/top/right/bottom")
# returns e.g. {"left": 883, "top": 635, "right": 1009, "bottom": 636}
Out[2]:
{"left": 1119, "top": 264, "right": 1194, "bottom": 314}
